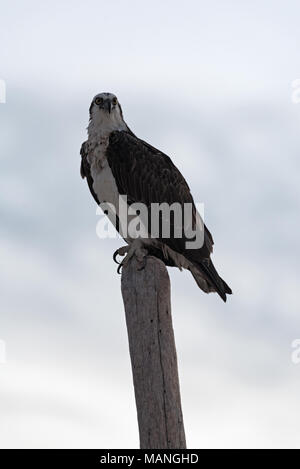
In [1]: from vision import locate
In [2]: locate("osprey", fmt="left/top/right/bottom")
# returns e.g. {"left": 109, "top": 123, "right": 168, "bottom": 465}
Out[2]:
{"left": 80, "top": 92, "right": 232, "bottom": 302}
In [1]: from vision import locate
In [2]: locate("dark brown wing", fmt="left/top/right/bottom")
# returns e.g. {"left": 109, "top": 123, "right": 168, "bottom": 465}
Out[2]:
{"left": 80, "top": 141, "right": 100, "bottom": 205}
{"left": 106, "top": 130, "right": 213, "bottom": 263}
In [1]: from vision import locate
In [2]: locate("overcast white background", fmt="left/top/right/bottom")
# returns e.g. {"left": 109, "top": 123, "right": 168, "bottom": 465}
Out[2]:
{"left": 1, "top": 0, "right": 300, "bottom": 449}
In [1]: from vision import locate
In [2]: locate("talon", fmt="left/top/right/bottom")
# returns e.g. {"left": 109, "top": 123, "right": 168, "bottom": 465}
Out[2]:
{"left": 113, "top": 245, "right": 129, "bottom": 266}
{"left": 113, "top": 242, "right": 148, "bottom": 274}
{"left": 113, "top": 249, "right": 120, "bottom": 264}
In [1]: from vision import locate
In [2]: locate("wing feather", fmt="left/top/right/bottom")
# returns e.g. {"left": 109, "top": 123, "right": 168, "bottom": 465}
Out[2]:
{"left": 106, "top": 130, "right": 213, "bottom": 262}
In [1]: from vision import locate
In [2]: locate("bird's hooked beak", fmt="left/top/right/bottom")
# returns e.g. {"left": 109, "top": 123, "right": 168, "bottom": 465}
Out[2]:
{"left": 103, "top": 99, "right": 111, "bottom": 114}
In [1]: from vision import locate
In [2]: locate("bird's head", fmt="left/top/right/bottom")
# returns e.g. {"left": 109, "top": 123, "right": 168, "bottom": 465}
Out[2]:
{"left": 89, "top": 92, "right": 124, "bottom": 126}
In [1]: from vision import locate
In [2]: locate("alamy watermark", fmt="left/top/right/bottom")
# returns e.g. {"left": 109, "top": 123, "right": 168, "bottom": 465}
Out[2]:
{"left": 95, "top": 195, "right": 205, "bottom": 249}
{"left": 0, "top": 340, "right": 6, "bottom": 364}
{"left": 0, "top": 79, "right": 6, "bottom": 103}
{"left": 291, "top": 339, "right": 300, "bottom": 365}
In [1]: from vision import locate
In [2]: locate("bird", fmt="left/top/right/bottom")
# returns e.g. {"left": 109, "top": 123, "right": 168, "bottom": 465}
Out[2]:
{"left": 80, "top": 92, "right": 232, "bottom": 302}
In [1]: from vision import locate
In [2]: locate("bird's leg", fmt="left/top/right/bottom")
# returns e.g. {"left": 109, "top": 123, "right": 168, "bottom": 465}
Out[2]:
{"left": 113, "top": 239, "right": 148, "bottom": 273}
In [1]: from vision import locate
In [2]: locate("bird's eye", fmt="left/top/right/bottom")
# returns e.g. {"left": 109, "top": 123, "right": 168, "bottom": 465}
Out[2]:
{"left": 112, "top": 97, "right": 117, "bottom": 105}
{"left": 95, "top": 97, "right": 103, "bottom": 105}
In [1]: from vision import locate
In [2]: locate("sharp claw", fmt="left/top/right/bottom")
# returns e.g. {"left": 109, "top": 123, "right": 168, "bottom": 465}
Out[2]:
{"left": 113, "top": 249, "right": 120, "bottom": 264}
{"left": 113, "top": 243, "right": 147, "bottom": 274}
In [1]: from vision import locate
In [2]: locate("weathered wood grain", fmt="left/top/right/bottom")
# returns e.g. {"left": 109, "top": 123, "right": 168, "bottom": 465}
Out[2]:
{"left": 121, "top": 255, "right": 186, "bottom": 449}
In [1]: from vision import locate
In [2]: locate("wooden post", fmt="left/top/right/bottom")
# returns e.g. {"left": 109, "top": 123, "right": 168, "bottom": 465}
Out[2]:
{"left": 121, "top": 255, "right": 186, "bottom": 449}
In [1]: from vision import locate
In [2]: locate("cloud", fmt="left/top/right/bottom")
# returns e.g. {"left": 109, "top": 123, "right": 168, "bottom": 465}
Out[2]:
{"left": 1, "top": 0, "right": 300, "bottom": 448}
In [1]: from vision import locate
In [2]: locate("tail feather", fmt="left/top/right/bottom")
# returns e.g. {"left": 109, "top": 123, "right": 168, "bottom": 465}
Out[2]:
{"left": 191, "top": 259, "right": 232, "bottom": 302}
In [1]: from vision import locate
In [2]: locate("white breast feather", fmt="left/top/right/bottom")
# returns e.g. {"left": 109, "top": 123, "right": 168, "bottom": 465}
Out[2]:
{"left": 87, "top": 113, "right": 126, "bottom": 211}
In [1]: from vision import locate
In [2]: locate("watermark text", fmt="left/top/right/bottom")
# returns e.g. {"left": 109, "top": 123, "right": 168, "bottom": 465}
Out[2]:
{"left": 0, "top": 79, "right": 6, "bottom": 103}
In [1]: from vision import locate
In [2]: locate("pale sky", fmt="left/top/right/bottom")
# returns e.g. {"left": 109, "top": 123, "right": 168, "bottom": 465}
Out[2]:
{"left": 1, "top": 0, "right": 300, "bottom": 449}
